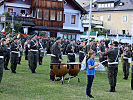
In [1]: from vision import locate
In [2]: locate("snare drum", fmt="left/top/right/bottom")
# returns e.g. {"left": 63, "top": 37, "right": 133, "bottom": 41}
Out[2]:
{"left": 51, "top": 63, "right": 69, "bottom": 77}
{"left": 67, "top": 62, "right": 81, "bottom": 76}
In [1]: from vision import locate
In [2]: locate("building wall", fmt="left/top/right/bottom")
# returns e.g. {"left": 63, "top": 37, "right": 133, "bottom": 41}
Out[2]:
{"left": 92, "top": 11, "right": 133, "bottom": 35}
{"left": 4, "top": 6, "right": 30, "bottom": 16}
{"left": 63, "top": 1, "right": 84, "bottom": 32}
{"left": 7, "top": 0, "right": 31, "bottom": 5}
{"left": 0, "top": 5, "right": 4, "bottom": 15}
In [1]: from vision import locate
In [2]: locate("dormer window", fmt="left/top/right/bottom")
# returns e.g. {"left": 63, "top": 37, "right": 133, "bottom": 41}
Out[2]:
{"left": 92, "top": 4, "right": 97, "bottom": 8}
{"left": 98, "top": 3, "right": 114, "bottom": 8}
{"left": 119, "top": 2, "right": 124, "bottom": 6}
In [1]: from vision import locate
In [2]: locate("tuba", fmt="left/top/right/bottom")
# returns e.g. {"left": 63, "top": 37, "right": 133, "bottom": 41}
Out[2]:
{"left": 17, "top": 33, "right": 23, "bottom": 40}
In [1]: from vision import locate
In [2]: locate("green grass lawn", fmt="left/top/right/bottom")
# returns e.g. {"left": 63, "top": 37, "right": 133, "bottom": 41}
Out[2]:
{"left": 0, "top": 56, "right": 133, "bottom": 100}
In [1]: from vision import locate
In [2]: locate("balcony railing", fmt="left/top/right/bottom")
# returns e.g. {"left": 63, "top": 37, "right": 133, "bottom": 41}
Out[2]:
{"left": 0, "top": 15, "right": 35, "bottom": 25}
{"left": 82, "top": 19, "right": 103, "bottom": 25}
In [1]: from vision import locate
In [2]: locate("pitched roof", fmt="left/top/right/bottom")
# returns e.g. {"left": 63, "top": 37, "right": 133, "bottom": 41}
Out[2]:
{"left": 96, "top": 0, "right": 116, "bottom": 3}
{"left": 71, "top": 0, "right": 88, "bottom": 14}
{"left": 84, "top": 0, "right": 133, "bottom": 12}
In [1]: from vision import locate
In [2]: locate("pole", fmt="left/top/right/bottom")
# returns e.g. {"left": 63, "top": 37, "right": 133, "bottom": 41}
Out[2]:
{"left": 131, "top": 31, "right": 133, "bottom": 90}
{"left": 88, "top": 0, "right": 92, "bottom": 44}
{"left": 12, "top": 14, "right": 14, "bottom": 35}
{"left": 35, "top": 0, "right": 37, "bottom": 25}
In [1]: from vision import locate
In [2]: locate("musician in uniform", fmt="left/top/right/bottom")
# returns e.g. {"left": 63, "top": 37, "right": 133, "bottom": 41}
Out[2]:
{"left": 79, "top": 40, "right": 85, "bottom": 62}
{"left": 85, "top": 40, "right": 97, "bottom": 54}
{"left": 18, "top": 40, "right": 23, "bottom": 64}
{"left": 66, "top": 39, "right": 75, "bottom": 62}
{"left": 28, "top": 34, "right": 38, "bottom": 73}
{"left": 131, "top": 44, "right": 133, "bottom": 90}
{"left": 4, "top": 32, "right": 11, "bottom": 70}
{"left": 122, "top": 45, "right": 131, "bottom": 80}
{"left": 99, "top": 40, "right": 107, "bottom": 67}
{"left": 24, "top": 38, "right": 30, "bottom": 60}
{"left": 38, "top": 37, "right": 44, "bottom": 65}
{"left": 50, "top": 37, "right": 63, "bottom": 81}
{"left": 109, "top": 43, "right": 113, "bottom": 50}
{"left": 10, "top": 37, "right": 19, "bottom": 73}
{"left": 98, "top": 41, "right": 119, "bottom": 92}
{"left": 0, "top": 36, "right": 6, "bottom": 83}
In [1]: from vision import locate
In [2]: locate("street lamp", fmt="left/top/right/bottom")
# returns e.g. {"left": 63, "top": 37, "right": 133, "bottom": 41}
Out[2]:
{"left": 88, "top": 0, "right": 92, "bottom": 44}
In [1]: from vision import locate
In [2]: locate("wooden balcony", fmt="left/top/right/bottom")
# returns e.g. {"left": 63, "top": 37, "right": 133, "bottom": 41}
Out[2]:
{"left": 0, "top": 15, "right": 35, "bottom": 26}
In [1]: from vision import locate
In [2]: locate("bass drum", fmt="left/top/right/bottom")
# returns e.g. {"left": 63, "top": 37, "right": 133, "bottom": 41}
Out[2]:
{"left": 67, "top": 62, "right": 81, "bottom": 76}
{"left": 50, "top": 63, "right": 69, "bottom": 77}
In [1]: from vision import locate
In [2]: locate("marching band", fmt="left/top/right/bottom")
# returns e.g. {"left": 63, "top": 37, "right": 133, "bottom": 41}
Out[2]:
{"left": 0, "top": 33, "right": 133, "bottom": 95}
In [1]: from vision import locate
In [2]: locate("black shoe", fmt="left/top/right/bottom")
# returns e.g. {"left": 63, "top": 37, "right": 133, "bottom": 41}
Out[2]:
{"left": 5, "top": 68, "right": 10, "bottom": 70}
{"left": 86, "top": 95, "right": 94, "bottom": 98}
{"left": 131, "top": 88, "right": 133, "bottom": 90}
{"left": 106, "top": 88, "right": 115, "bottom": 92}
{"left": 12, "top": 70, "right": 16, "bottom": 73}
{"left": 123, "top": 77, "right": 128, "bottom": 80}
{"left": 32, "top": 70, "right": 36, "bottom": 73}
{"left": 39, "top": 63, "right": 42, "bottom": 65}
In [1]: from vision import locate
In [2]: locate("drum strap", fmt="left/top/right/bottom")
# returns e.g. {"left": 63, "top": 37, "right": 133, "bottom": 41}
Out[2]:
{"left": 39, "top": 42, "right": 43, "bottom": 49}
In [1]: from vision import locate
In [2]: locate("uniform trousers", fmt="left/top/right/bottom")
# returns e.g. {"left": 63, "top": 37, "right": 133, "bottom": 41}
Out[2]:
{"left": 123, "top": 59, "right": 130, "bottom": 78}
{"left": 0, "top": 58, "right": 4, "bottom": 83}
{"left": 107, "top": 65, "right": 118, "bottom": 87}
{"left": 28, "top": 51, "right": 38, "bottom": 73}
{"left": 11, "top": 53, "right": 18, "bottom": 72}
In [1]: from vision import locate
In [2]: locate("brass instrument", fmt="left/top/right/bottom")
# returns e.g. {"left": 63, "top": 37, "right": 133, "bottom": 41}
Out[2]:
{"left": 17, "top": 33, "right": 23, "bottom": 40}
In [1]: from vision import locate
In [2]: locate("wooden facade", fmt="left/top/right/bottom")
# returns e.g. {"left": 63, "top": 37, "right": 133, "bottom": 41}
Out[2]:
{"left": 31, "top": 0, "right": 64, "bottom": 28}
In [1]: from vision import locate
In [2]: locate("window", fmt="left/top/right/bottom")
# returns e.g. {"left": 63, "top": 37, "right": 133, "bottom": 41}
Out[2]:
{"left": 44, "top": 9, "right": 49, "bottom": 20}
{"left": 122, "top": 30, "right": 125, "bottom": 35}
{"left": 98, "top": 3, "right": 114, "bottom": 8}
{"left": 122, "top": 15, "right": 128, "bottom": 22}
{"left": 57, "top": 11, "right": 62, "bottom": 21}
{"left": 98, "top": 4, "right": 102, "bottom": 8}
{"left": 8, "top": 8, "right": 13, "bottom": 13}
{"left": 50, "top": 10, "right": 55, "bottom": 20}
{"left": 108, "top": 15, "right": 111, "bottom": 21}
{"left": 111, "top": 3, "right": 114, "bottom": 7}
{"left": 100, "top": 16, "right": 103, "bottom": 21}
{"left": 37, "top": 9, "right": 42, "bottom": 19}
{"left": 63, "top": 14, "right": 65, "bottom": 23}
{"left": 101, "top": 4, "right": 104, "bottom": 8}
{"left": 71, "top": 15, "right": 76, "bottom": 24}
{"left": 105, "top": 4, "right": 108, "bottom": 8}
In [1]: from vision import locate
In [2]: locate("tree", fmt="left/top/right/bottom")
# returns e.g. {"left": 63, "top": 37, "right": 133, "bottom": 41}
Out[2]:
{"left": 14, "top": 23, "right": 22, "bottom": 33}
{"left": 97, "top": 29, "right": 110, "bottom": 36}
{"left": 5, "top": 23, "right": 22, "bottom": 33}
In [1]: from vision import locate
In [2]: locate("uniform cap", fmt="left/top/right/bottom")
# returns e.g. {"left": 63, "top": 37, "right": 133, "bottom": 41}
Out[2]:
{"left": 13, "top": 36, "right": 18, "bottom": 40}
{"left": 71, "top": 39, "right": 74, "bottom": 41}
{"left": 31, "top": 34, "right": 36, "bottom": 39}
{"left": 81, "top": 40, "right": 84, "bottom": 42}
{"left": 110, "top": 43, "right": 113, "bottom": 45}
{"left": 0, "top": 35, "right": 3, "bottom": 40}
{"left": 113, "top": 41, "right": 118, "bottom": 46}
{"left": 89, "top": 40, "right": 93, "bottom": 42}
{"left": 55, "top": 37, "right": 61, "bottom": 41}
{"left": 5, "top": 32, "right": 10, "bottom": 35}
{"left": 39, "top": 37, "right": 42, "bottom": 39}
